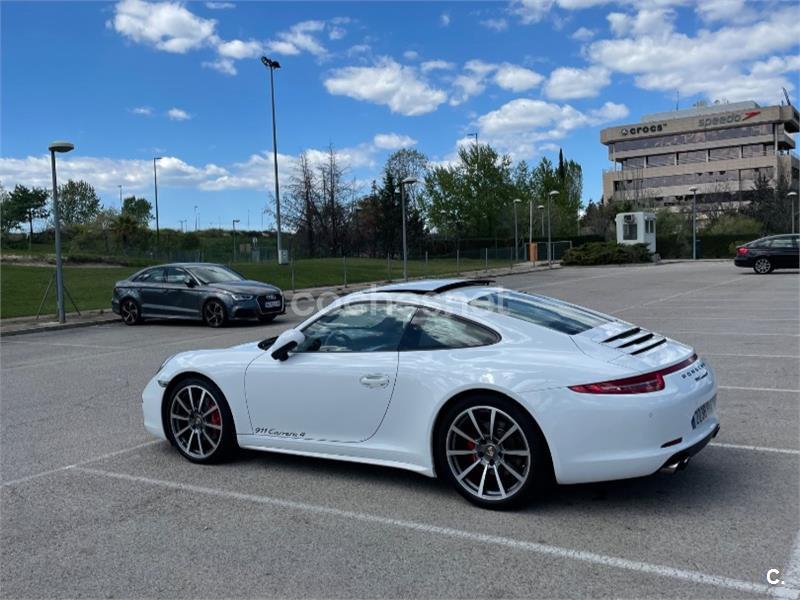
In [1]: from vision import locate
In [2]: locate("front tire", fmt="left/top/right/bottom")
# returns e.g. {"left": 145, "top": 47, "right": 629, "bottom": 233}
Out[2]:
{"left": 165, "top": 378, "right": 236, "bottom": 463}
{"left": 434, "top": 395, "right": 551, "bottom": 509}
{"left": 120, "top": 298, "right": 142, "bottom": 325}
{"left": 203, "top": 299, "right": 227, "bottom": 327}
{"left": 753, "top": 257, "right": 773, "bottom": 274}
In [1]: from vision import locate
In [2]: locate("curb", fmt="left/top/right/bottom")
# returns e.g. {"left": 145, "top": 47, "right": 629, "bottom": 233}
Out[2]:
{"left": 0, "top": 262, "right": 559, "bottom": 337}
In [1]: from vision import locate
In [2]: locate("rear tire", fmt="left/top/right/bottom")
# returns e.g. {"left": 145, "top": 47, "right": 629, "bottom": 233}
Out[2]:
{"left": 203, "top": 299, "right": 227, "bottom": 327}
{"left": 120, "top": 298, "right": 142, "bottom": 325}
{"left": 434, "top": 395, "right": 552, "bottom": 510}
{"left": 164, "top": 378, "right": 237, "bottom": 464}
{"left": 753, "top": 257, "right": 773, "bottom": 274}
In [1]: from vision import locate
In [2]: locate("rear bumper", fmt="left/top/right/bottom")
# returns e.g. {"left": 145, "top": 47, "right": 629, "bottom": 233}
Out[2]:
{"left": 734, "top": 257, "right": 754, "bottom": 267}
{"left": 523, "top": 361, "right": 719, "bottom": 484}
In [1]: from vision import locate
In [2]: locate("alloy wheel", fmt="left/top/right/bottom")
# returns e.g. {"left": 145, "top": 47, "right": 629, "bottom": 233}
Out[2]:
{"left": 445, "top": 406, "right": 531, "bottom": 502}
{"left": 169, "top": 384, "right": 223, "bottom": 459}
{"left": 754, "top": 258, "right": 772, "bottom": 274}
{"left": 204, "top": 301, "right": 225, "bottom": 327}
{"left": 121, "top": 299, "right": 139, "bottom": 325}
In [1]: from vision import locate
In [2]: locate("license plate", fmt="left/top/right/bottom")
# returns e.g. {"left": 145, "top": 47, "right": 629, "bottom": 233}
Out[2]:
{"left": 262, "top": 300, "right": 281, "bottom": 309}
{"left": 691, "top": 396, "right": 715, "bottom": 429}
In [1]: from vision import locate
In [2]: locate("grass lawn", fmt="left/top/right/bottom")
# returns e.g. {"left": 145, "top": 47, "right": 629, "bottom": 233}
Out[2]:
{"left": 0, "top": 256, "right": 519, "bottom": 319}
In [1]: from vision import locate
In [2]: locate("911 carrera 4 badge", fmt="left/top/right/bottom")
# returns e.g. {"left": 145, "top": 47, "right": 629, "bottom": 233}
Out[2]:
{"left": 255, "top": 427, "right": 306, "bottom": 439}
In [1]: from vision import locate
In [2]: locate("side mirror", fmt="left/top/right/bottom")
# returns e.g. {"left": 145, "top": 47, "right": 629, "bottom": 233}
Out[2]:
{"left": 270, "top": 328, "right": 306, "bottom": 361}
{"left": 185, "top": 277, "right": 197, "bottom": 288}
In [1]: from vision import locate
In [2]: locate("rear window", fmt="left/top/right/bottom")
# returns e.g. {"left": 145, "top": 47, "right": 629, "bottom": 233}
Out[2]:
{"left": 469, "top": 291, "right": 610, "bottom": 335}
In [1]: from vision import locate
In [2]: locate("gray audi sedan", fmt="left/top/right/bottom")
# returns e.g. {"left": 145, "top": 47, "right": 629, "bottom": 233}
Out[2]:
{"left": 111, "top": 263, "right": 284, "bottom": 327}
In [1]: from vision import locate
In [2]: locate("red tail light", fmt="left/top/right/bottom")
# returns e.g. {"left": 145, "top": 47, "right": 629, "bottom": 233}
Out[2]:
{"left": 570, "top": 354, "right": 698, "bottom": 395}
{"left": 737, "top": 247, "right": 749, "bottom": 255}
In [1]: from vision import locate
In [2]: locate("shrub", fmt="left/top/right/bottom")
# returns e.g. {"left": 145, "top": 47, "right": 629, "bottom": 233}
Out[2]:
{"left": 562, "top": 241, "right": 651, "bottom": 266}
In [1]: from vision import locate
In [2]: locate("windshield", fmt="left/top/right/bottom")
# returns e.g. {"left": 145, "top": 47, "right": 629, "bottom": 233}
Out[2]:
{"left": 188, "top": 265, "right": 244, "bottom": 285}
{"left": 469, "top": 290, "right": 611, "bottom": 335}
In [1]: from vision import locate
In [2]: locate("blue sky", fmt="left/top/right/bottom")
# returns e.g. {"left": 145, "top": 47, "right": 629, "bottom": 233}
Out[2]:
{"left": 2, "top": 0, "right": 798, "bottom": 231}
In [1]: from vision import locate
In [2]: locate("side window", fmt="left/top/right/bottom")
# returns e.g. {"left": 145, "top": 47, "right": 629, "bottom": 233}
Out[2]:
{"left": 297, "top": 303, "right": 416, "bottom": 353}
{"left": 164, "top": 267, "right": 189, "bottom": 284}
{"left": 770, "top": 238, "right": 794, "bottom": 249}
{"left": 399, "top": 307, "right": 499, "bottom": 351}
{"left": 135, "top": 268, "right": 165, "bottom": 283}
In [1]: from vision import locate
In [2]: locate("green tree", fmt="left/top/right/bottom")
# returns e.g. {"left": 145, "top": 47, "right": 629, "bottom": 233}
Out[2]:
{"left": 425, "top": 143, "right": 514, "bottom": 243}
{"left": 744, "top": 173, "right": 793, "bottom": 234}
{"left": 58, "top": 180, "right": 100, "bottom": 225}
{"left": 8, "top": 185, "right": 50, "bottom": 247}
{"left": 121, "top": 196, "right": 153, "bottom": 227}
{"left": 0, "top": 184, "right": 23, "bottom": 237}
{"left": 704, "top": 213, "right": 762, "bottom": 236}
{"left": 111, "top": 212, "right": 141, "bottom": 254}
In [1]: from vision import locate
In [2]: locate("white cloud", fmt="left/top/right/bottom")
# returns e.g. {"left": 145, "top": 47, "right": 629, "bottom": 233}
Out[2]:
{"left": 167, "top": 107, "right": 191, "bottom": 121}
{"left": 109, "top": 0, "right": 217, "bottom": 54}
{"left": 372, "top": 133, "right": 417, "bottom": 150}
{"left": 450, "top": 59, "right": 497, "bottom": 106}
{"left": 329, "top": 26, "right": 346, "bottom": 40}
{"left": 511, "top": 0, "right": 555, "bottom": 24}
{"left": 202, "top": 58, "right": 237, "bottom": 76}
{"left": 544, "top": 66, "right": 610, "bottom": 99}
{"left": 440, "top": 13, "right": 451, "bottom": 26}
{"left": 480, "top": 18, "right": 509, "bottom": 32}
{"left": 403, "top": 50, "right": 419, "bottom": 61}
{"left": 205, "top": 1, "right": 234, "bottom": 9}
{"left": 131, "top": 106, "right": 152, "bottom": 116}
{"left": 267, "top": 20, "right": 328, "bottom": 57}
{"left": 475, "top": 98, "right": 627, "bottom": 158}
{"left": 323, "top": 58, "right": 447, "bottom": 116}
{"left": 494, "top": 63, "right": 544, "bottom": 92}
{"left": 420, "top": 60, "right": 455, "bottom": 73}
{"left": 695, "top": 0, "right": 758, "bottom": 24}
{"left": 216, "top": 38, "right": 262, "bottom": 59}
{"left": 590, "top": 5, "right": 800, "bottom": 103}
{"left": 571, "top": 27, "right": 595, "bottom": 41}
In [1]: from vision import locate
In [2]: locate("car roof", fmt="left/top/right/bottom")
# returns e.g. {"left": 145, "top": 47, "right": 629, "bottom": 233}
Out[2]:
{"left": 367, "top": 278, "right": 494, "bottom": 295}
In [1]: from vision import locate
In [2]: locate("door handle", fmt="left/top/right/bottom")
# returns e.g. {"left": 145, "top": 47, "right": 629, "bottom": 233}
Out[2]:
{"left": 359, "top": 374, "right": 390, "bottom": 389}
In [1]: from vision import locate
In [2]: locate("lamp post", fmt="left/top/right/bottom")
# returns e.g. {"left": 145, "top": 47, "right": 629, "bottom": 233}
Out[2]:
{"left": 547, "top": 190, "right": 558, "bottom": 267}
{"left": 261, "top": 56, "right": 284, "bottom": 264}
{"left": 513, "top": 199, "right": 522, "bottom": 261}
{"left": 789, "top": 191, "right": 798, "bottom": 234}
{"left": 48, "top": 140, "right": 74, "bottom": 324}
{"left": 528, "top": 199, "right": 533, "bottom": 245}
{"left": 399, "top": 177, "right": 418, "bottom": 281}
{"left": 194, "top": 205, "right": 199, "bottom": 231}
{"left": 232, "top": 219, "right": 240, "bottom": 262}
{"left": 118, "top": 185, "right": 123, "bottom": 207}
{"left": 689, "top": 186, "right": 698, "bottom": 260}
{"left": 179, "top": 219, "right": 187, "bottom": 233}
{"left": 153, "top": 157, "right": 162, "bottom": 256}
{"left": 538, "top": 204, "right": 545, "bottom": 238}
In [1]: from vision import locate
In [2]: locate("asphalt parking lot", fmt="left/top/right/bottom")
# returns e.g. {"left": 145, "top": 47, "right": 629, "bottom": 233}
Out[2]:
{"left": 2, "top": 261, "right": 798, "bottom": 599}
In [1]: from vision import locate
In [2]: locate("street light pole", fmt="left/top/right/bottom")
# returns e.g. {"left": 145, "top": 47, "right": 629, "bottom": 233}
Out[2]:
{"left": 194, "top": 205, "right": 199, "bottom": 231}
{"left": 232, "top": 219, "right": 240, "bottom": 262}
{"left": 789, "top": 191, "right": 798, "bottom": 234}
{"left": 118, "top": 185, "right": 122, "bottom": 207}
{"left": 547, "top": 190, "right": 558, "bottom": 267}
{"left": 538, "top": 205, "right": 545, "bottom": 238}
{"left": 48, "top": 141, "right": 74, "bottom": 324}
{"left": 689, "top": 186, "right": 698, "bottom": 260}
{"left": 399, "top": 177, "right": 418, "bottom": 281}
{"left": 528, "top": 200, "right": 533, "bottom": 245}
{"left": 513, "top": 199, "right": 521, "bottom": 261}
{"left": 261, "top": 56, "right": 284, "bottom": 264}
{"left": 153, "top": 157, "right": 162, "bottom": 257}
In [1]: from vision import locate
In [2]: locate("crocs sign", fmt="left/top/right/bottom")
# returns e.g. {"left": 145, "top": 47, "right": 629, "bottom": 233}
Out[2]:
{"left": 620, "top": 123, "right": 667, "bottom": 136}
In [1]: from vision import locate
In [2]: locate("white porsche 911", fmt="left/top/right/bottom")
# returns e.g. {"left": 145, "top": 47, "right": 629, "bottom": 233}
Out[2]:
{"left": 142, "top": 279, "right": 719, "bottom": 509}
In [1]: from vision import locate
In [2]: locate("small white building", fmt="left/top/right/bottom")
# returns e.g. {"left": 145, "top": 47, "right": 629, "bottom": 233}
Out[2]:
{"left": 616, "top": 212, "right": 656, "bottom": 253}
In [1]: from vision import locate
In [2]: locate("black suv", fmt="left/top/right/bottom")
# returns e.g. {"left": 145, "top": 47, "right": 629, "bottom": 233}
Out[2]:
{"left": 734, "top": 234, "right": 799, "bottom": 274}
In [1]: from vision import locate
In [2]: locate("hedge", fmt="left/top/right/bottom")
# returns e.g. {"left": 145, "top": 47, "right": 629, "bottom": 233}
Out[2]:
{"left": 562, "top": 242, "right": 651, "bottom": 266}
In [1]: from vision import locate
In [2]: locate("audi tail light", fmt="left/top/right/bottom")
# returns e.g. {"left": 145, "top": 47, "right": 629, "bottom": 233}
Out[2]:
{"left": 737, "top": 247, "right": 749, "bottom": 255}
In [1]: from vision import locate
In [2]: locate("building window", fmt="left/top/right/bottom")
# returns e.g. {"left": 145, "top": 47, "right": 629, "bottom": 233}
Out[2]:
{"left": 623, "top": 222, "right": 638, "bottom": 240}
{"left": 678, "top": 150, "right": 706, "bottom": 164}
{"left": 648, "top": 153, "right": 674, "bottom": 167}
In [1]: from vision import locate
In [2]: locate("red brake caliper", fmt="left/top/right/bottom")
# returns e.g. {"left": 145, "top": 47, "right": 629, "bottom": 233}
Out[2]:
{"left": 467, "top": 440, "right": 477, "bottom": 462}
{"left": 209, "top": 408, "right": 221, "bottom": 428}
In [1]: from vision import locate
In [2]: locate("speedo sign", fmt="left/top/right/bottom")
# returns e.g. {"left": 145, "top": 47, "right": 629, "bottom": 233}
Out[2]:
{"left": 698, "top": 110, "right": 761, "bottom": 128}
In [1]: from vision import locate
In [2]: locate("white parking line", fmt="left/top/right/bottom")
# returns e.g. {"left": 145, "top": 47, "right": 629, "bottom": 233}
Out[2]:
{"left": 704, "top": 353, "right": 800, "bottom": 359}
{"left": 719, "top": 385, "right": 800, "bottom": 394}
{"left": 710, "top": 443, "right": 800, "bottom": 456}
{"left": 612, "top": 276, "right": 746, "bottom": 314}
{"left": 73, "top": 466, "right": 782, "bottom": 598}
{"left": 0, "top": 440, "right": 161, "bottom": 488}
